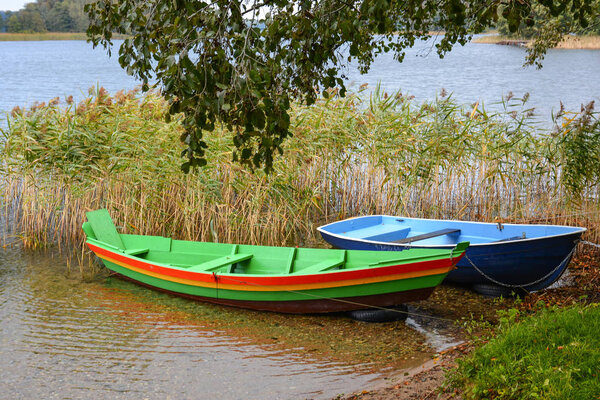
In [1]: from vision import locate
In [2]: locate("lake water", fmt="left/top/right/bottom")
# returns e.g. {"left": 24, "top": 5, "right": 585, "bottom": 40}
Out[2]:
{"left": 0, "top": 248, "right": 385, "bottom": 399}
{"left": 1, "top": 38, "right": 599, "bottom": 124}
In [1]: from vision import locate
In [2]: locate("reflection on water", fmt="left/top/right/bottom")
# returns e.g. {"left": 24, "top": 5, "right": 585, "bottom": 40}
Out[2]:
{"left": 0, "top": 249, "right": 382, "bottom": 399}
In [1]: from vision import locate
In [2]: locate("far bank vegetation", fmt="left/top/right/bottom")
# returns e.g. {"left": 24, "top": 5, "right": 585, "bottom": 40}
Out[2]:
{"left": 474, "top": 2, "right": 600, "bottom": 49}
{"left": 0, "top": 0, "right": 88, "bottom": 34}
{"left": 474, "top": 34, "right": 600, "bottom": 49}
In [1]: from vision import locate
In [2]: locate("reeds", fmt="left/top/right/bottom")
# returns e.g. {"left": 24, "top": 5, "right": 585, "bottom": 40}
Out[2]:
{"left": 1, "top": 86, "right": 599, "bottom": 261}
{"left": 473, "top": 34, "right": 600, "bottom": 49}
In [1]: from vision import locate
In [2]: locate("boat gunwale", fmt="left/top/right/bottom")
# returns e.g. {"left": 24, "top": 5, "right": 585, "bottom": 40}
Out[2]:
{"left": 317, "top": 214, "right": 587, "bottom": 248}
{"left": 86, "top": 238, "right": 464, "bottom": 284}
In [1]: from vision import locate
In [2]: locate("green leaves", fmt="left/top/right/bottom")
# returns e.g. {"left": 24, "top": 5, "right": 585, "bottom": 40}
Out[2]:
{"left": 85, "top": 0, "right": 597, "bottom": 173}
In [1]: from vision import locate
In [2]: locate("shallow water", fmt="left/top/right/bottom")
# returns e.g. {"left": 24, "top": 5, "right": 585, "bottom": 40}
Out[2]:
{"left": 1, "top": 248, "right": 388, "bottom": 399}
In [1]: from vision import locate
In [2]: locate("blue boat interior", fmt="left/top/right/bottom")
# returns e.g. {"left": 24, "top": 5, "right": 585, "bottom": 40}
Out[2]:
{"left": 321, "top": 215, "right": 585, "bottom": 245}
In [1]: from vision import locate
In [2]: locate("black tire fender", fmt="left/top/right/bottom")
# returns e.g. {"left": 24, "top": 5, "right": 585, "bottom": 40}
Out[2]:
{"left": 347, "top": 304, "right": 409, "bottom": 323}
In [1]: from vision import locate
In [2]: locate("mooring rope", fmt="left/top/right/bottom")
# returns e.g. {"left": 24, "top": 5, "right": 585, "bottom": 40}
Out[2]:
{"left": 582, "top": 240, "right": 600, "bottom": 249}
{"left": 216, "top": 274, "right": 456, "bottom": 322}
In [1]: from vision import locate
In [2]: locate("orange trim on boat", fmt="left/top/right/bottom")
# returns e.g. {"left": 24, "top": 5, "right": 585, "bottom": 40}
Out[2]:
{"left": 96, "top": 252, "right": 453, "bottom": 292}
{"left": 87, "top": 242, "right": 461, "bottom": 287}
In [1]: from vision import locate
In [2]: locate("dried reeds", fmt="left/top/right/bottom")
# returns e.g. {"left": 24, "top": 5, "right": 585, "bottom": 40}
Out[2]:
{"left": 1, "top": 87, "right": 598, "bottom": 265}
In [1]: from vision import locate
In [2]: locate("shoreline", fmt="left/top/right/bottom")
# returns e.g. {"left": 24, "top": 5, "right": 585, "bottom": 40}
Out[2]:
{"left": 0, "top": 32, "right": 128, "bottom": 41}
{"left": 339, "top": 342, "right": 470, "bottom": 400}
{"left": 473, "top": 34, "right": 600, "bottom": 49}
{"left": 2, "top": 32, "right": 598, "bottom": 49}
{"left": 336, "top": 248, "right": 600, "bottom": 400}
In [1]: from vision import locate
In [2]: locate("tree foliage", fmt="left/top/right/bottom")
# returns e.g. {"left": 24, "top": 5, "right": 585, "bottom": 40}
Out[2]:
{"left": 495, "top": 1, "right": 600, "bottom": 66}
{"left": 86, "top": 0, "right": 597, "bottom": 172}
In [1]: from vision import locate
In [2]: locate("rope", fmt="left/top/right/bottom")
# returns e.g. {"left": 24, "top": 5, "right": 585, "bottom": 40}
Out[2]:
{"left": 216, "top": 274, "right": 455, "bottom": 322}
{"left": 464, "top": 243, "right": 578, "bottom": 289}
{"left": 582, "top": 240, "right": 600, "bottom": 249}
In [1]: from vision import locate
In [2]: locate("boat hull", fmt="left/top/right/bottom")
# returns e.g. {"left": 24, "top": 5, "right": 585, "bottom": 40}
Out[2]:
{"left": 113, "top": 272, "right": 435, "bottom": 313}
{"left": 318, "top": 216, "right": 585, "bottom": 291}
{"left": 88, "top": 241, "right": 459, "bottom": 314}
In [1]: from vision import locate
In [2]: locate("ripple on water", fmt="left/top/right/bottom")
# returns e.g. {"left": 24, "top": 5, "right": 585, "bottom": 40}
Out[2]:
{"left": 1, "top": 249, "right": 381, "bottom": 399}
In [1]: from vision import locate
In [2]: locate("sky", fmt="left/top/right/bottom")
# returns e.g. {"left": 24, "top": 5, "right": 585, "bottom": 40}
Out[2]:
{"left": 1, "top": 0, "right": 29, "bottom": 12}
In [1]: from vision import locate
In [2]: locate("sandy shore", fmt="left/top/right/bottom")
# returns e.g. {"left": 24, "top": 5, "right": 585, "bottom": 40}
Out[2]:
{"left": 338, "top": 343, "right": 470, "bottom": 400}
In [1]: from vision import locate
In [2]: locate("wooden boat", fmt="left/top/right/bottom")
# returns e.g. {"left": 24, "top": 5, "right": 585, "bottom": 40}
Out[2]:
{"left": 318, "top": 216, "right": 586, "bottom": 294}
{"left": 83, "top": 209, "right": 469, "bottom": 313}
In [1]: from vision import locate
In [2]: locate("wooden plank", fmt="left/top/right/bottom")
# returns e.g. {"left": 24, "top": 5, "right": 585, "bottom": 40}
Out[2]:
{"left": 286, "top": 247, "right": 297, "bottom": 274}
{"left": 392, "top": 228, "right": 460, "bottom": 244}
{"left": 293, "top": 259, "right": 344, "bottom": 275}
{"left": 226, "top": 244, "right": 239, "bottom": 273}
{"left": 123, "top": 248, "right": 149, "bottom": 256}
{"left": 188, "top": 253, "right": 253, "bottom": 272}
{"left": 85, "top": 209, "right": 125, "bottom": 249}
{"left": 293, "top": 250, "right": 345, "bottom": 275}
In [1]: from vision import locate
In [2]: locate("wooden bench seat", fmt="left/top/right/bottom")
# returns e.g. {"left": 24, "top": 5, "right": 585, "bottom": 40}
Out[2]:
{"left": 293, "top": 250, "right": 346, "bottom": 275}
{"left": 188, "top": 253, "right": 253, "bottom": 272}
{"left": 123, "top": 248, "right": 150, "bottom": 256}
{"left": 392, "top": 228, "right": 460, "bottom": 244}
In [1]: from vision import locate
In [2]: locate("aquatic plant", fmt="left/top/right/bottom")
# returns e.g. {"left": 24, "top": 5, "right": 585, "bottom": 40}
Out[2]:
{"left": 0, "top": 86, "right": 598, "bottom": 255}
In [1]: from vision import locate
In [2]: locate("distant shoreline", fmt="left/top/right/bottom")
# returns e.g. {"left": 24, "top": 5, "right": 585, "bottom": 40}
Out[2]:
{"left": 0, "top": 32, "right": 128, "bottom": 41}
{"left": 3, "top": 32, "right": 598, "bottom": 49}
{"left": 473, "top": 34, "right": 600, "bottom": 49}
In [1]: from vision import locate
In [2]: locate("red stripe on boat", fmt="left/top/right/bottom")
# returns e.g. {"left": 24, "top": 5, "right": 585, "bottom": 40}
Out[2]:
{"left": 87, "top": 242, "right": 462, "bottom": 286}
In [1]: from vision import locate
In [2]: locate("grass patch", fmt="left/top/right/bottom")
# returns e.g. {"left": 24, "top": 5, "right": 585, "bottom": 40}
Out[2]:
{"left": 446, "top": 304, "right": 600, "bottom": 399}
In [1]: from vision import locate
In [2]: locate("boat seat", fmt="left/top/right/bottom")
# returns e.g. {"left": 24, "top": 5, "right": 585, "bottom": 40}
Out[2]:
{"left": 293, "top": 259, "right": 344, "bottom": 275}
{"left": 86, "top": 209, "right": 126, "bottom": 249}
{"left": 123, "top": 248, "right": 149, "bottom": 256}
{"left": 392, "top": 228, "right": 461, "bottom": 244}
{"left": 364, "top": 227, "right": 411, "bottom": 242}
{"left": 187, "top": 253, "right": 253, "bottom": 272}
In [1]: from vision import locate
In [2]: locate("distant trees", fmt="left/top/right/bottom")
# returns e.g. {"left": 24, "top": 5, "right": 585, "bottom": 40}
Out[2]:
{"left": 1, "top": 0, "right": 89, "bottom": 33}
{"left": 496, "top": 1, "right": 600, "bottom": 38}
{"left": 7, "top": 14, "right": 22, "bottom": 33}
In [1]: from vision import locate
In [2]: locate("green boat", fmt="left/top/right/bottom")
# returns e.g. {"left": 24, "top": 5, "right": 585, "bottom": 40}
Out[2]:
{"left": 83, "top": 209, "right": 469, "bottom": 313}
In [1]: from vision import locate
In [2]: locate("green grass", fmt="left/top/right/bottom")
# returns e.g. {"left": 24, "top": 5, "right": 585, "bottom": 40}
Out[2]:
{"left": 447, "top": 304, "right": 600, "bottom": 399}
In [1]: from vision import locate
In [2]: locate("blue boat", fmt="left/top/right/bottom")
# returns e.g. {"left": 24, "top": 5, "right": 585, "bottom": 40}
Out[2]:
{"left": 317, "top": 216, "right": 586, "bottom": 294}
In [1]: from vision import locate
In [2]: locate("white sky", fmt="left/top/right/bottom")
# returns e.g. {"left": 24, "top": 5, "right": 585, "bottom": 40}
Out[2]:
{"left": 1, "top": 0, "right": 29, "bottom": 12}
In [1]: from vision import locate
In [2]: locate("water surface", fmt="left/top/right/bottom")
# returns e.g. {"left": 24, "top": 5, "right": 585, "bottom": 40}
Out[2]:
{"left": 1, "top": 249, "right": 385, "bottom": 399}
{"left": 1, "top": 39, "right": 598, "bottom": 124}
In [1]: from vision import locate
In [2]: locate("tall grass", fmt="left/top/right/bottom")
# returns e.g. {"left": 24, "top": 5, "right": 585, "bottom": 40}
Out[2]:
{"left": 1, "top": 86, "right": 599, "bottom": 256}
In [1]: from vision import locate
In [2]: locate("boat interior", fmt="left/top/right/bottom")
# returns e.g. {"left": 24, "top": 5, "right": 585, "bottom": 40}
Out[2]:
{"left": 320, "top": 215, "right": 585, "bottom": 245}
{"left": 84, "top": 211, "right": 463, "bottom": 276}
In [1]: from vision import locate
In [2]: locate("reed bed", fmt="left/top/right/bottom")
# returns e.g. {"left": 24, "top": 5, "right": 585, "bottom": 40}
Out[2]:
{"left": 473, "top": 34, "right": 600, "bottom": 49}
{"left": 555, "top": 35, "right": 600, "bottom": 49}
{"left": 1, "top": 86, "right": 599, "bottom": 262}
